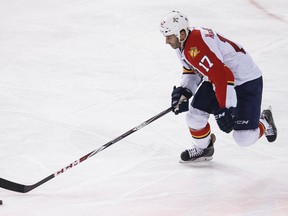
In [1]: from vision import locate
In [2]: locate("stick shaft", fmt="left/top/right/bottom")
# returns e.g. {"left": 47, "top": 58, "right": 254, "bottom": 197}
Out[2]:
{"left": 0, "top": 107, "right": 173, "bottom": 193}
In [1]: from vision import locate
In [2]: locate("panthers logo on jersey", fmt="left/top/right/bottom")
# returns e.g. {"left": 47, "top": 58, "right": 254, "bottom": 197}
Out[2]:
{"left": 189, "top": 47, "right": 200, "bottom": 59}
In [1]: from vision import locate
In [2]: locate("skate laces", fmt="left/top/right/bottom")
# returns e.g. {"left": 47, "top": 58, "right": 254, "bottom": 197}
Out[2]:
{"left": 187, "top": 146, "right": 204, "bottom": 158}
{"left": 262, "top": 110, "right": 275, "bottom": 136}
{"left": 265, "top": 125, "right": 275, "bottom": 136}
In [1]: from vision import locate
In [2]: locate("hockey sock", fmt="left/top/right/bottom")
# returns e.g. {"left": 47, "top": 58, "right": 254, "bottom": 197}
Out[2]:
{"left": 189, "top": 123, "right": 211, "bottom": 149}
{"left": 258, "top": 121, "right": 266, "bottom": 138}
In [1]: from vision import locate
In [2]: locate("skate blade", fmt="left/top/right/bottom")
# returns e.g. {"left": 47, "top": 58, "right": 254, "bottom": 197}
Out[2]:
{"left": 179, "top": 156, "right": 213, "bottom": 163}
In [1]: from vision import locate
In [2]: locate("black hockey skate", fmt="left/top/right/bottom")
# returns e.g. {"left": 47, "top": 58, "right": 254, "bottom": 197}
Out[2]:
{"left": 261, "top": 106, "right": 277, "bottom": 142}
{"left": 180, "top": 133, "right": 216, "bottom": 162}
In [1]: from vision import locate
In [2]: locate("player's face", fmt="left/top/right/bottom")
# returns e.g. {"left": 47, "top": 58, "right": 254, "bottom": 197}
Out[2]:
{"left": 165, "top": 35, "right": 181, "bottom": 49}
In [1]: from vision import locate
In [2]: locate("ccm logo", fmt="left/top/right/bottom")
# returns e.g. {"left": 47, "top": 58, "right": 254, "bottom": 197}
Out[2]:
{"left": 215, "top": 112, "right": 225, "bottom": 120}
{"left": 55, "top": 160, "right": 80, "bottom": 176}
{"left": 236, "top": 120, "right": 249, "bottom": 125}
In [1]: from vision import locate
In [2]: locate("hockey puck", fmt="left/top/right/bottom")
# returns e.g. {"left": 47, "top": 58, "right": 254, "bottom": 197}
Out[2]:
{"left": 0, "top": 200, "right": 2, "bottom": 205}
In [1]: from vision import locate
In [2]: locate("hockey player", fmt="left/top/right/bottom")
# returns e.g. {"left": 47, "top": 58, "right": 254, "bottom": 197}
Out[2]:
{"left": 159, "top": 11, "right": 277, "bottom": 162}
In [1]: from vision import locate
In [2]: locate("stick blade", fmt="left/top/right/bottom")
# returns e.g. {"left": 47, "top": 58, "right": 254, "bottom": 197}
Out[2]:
{"left": 0, "top": 174, "right": 54, "bottom": 193}
{"left": 0, "top": 178, "right": 27, "bottom": 193}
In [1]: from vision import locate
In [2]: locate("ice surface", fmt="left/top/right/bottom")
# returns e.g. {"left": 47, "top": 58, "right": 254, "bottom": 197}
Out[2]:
{"left": 0, "top": 0, "right": 287, "bottom": 215}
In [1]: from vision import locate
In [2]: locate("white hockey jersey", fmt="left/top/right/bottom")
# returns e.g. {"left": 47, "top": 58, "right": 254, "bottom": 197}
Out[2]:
{"left": 176, "top": 27, "right": 262, "bottom": 109}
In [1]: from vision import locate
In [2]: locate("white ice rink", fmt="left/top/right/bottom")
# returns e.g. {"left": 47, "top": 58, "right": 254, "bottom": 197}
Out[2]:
{"left": 0, "top": 0, "right": 287, "bottom": 215}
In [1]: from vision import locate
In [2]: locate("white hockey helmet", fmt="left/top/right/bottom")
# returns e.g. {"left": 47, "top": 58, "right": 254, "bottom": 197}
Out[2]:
{"left": 159, "top": 11, "right": 189, "bottom": 39}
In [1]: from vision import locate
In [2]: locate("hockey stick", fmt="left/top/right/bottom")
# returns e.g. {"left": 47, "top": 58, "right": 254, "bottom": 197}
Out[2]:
{"left": 0, "top": 107, "right": 173, "bottom": 193}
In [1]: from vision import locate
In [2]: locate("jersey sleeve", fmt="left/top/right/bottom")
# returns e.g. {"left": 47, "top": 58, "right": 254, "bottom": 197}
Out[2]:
{"left": 175, "top": 49, "right": 202, "bottom": 95}
{"left": 181, "top": 68, "right": 202, "bottom": 94}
